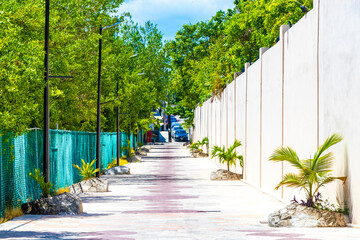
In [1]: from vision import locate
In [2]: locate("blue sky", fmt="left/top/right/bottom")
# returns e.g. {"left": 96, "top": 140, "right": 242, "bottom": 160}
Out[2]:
{"left": 116, "top": 0, "right": 235, "bottom": 40}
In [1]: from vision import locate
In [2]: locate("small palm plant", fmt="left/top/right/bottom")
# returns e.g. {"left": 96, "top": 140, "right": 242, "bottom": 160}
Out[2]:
{"left": 190, "top": 142, "right": 200, "bottom": 151}
{"left": 29, "top": 168, "right": 53, "bottom": 198}
{"left": 211, "top": 139, "right": 243, "bottom": 171}
{"left": 198, "top": 137, "right": 209, "bottom": 153}
{"left": 72, "top": 159, "right": 99, "bottom": 181}
{"left": 269, "top": 133, "right": 346, "bottom": 207}
{"left": 123, "top": 140, "right": 135, "bottom": 158}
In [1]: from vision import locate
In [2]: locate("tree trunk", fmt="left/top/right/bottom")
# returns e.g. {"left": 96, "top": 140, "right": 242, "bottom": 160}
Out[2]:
{"left": 227, "top": 162, "right": 229, "bottom": 171}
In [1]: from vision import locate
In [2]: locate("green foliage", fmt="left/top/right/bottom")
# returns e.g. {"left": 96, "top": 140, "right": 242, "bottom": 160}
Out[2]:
{"left": 123, "top": 140, "right": 135, "bottom": 157}
{"left": 190, "top": 142, "right": 200, "bottom": 151}
{"left": 0, "top": 1, "right": 168, "bottom": 136}
{"left": 269, "top": 133, "right": 346, "bottom": 207}
{"left": 29, "top": 168, "right": 53, "bottom": 198}
{"left": 106, "top": 159, "right": 118, "bottom": 169}
{"left": 198, "top": 137, "right": 209, "bottom": 149}
{"left": 314, "top": 197, "right": 349, "bottom": 215}
{"left": 190, "top": 137, "right": 209, "bottom": 153}
{"left": 211, "top": 139, "right": 243, "bottom": 171}
{"left": 72, "top": 159, "right": 99, "bottom": 181}
{"left": 166, "top": 0, "right": 313, "bottom": 125}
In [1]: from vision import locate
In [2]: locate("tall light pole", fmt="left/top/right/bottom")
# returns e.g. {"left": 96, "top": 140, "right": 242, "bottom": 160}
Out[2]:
{"left": 96, "top": 21, "right": 121, "bottom": 177}
{"left": 43, "top": 0, "right": 73, "bottom": 182}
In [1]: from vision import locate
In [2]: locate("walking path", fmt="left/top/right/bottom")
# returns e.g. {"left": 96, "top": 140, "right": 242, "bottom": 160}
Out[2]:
{"left": 1, "top": 143, "right": 360, "bottom": 239}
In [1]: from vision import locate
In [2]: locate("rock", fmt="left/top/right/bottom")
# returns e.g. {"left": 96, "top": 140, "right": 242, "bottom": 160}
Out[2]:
{"left": 135, "top": 149, "right": 147, "bottom": 156}
{"left": 141, "top": 145, "right": 151, "bottom": 151}
{"left": 69, "top": 178, "right": 108, "bottom": 194}
{"left": 21, "top": 192, "right": 82, "bottom": 215}
{"left": 268, "top": 203, "right": 349, "bottom": 227}
{"left": 103, "top": 166, "right": 130, "bottom": 175}
{"left": 191, "top": 149, "right": 209, "bottom": 158}
{"left": 210, "top": 169, "right": 243, "bottom": 181}
{"left": 127, "top": 155, "right": 141, "bottom": 162}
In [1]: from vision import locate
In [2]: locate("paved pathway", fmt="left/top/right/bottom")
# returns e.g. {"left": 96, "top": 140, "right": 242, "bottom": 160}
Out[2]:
{"left": 1, "top": 143, "right": 360, "bottom": 239}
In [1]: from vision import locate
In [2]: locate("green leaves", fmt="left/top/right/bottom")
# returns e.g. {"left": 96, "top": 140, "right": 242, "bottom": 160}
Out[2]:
{"left": 29, "top": 168, "right": 53, "bottom": 198}
{"left": 211, "top": 139, "right": 243, "bottom": 171}
{"left": 72, "top": 159, "right": 99, "bottom": 181}
{"left": 1, "top": 1, "right": 168, "bottom": 135}
{"left": 166, "top": 1, "right": 313, "bottom": 125}
{"left": 269, "top": 133, "right": 345, "bottom": 206}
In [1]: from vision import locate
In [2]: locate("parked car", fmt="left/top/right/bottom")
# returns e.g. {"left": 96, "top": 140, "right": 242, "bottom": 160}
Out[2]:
{"left": 171, "top": 122, "right": 181, "bottom": 131}
{"left": 174, "top": 129, "right": 188, "bottom": 142}
{"left": 171, "top": 125, "right": 183, "bottom": 137}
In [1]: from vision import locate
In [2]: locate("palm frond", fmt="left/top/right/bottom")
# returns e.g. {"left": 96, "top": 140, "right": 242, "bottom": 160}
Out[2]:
{"left": 314, "top": 152, "right": 334, "bottom": 172}
{"left": 274, "top": 173, "right": 304, "bottom": 190}
{"left": 269, "top": 146, "right": 303, "bottom": 169}
{"left": 211, "top": 145, "right": 222, "bottom": 158}
{"left": 312, "top": 133, "right": 342, "bottom": 168}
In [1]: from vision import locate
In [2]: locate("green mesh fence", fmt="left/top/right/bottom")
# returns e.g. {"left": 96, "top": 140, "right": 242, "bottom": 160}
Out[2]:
{"left": 0, "top": 128, "right": 144, "bottom": 218}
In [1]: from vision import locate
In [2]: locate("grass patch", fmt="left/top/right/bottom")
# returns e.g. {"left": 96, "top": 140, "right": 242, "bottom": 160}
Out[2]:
{"left": 56, "top": 187, "right": 69, "bottom": 195}
{"left": 0, "top": 207, "right": 24, "bottom": 224}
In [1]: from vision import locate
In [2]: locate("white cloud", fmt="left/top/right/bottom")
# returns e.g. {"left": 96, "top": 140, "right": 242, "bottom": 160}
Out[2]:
{"left": 116, "top": 0, "right": 234, "bottom": 40}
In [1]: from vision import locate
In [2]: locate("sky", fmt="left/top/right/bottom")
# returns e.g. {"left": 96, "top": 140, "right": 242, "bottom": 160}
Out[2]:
{"left": 116, "top": 0, "right": 235, "bottom": 40}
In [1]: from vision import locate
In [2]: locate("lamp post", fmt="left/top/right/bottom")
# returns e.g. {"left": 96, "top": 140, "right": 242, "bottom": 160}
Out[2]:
{"left": 43, "top": 0, "right": 73, "bottom": 182}
{"left": 96, "top": 21, "right": 121, "bottom": 177}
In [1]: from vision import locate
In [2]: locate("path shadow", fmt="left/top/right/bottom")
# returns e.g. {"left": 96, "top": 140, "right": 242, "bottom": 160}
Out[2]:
{"left": 0, "top": 230, "right": 136, "bottom": 240}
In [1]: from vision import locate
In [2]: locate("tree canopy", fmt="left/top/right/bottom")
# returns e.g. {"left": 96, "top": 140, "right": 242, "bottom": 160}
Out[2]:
{"left": 1, "top": 0, "right": 313, "bottom": 135}
{"left": 0, "top": 0, "right": 168, "bottom": 135}
{"left": 165, "top": 0, "right": 313, "bottom": 128}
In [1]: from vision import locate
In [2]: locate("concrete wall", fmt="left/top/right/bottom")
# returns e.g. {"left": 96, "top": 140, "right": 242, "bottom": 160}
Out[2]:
{"left": 318, "top": 0, "right": 360, "bottom": 225}
{"left": 193, "top": 0, "right": 360, "bottom": 224}
{"left": 261, "top": 43, "right": 283, "bottom": 199}
{"left": 283, "top": 8, "right": 318, "bottom": 201}
{"left": 246, "top": 60, "right": 261, "bottom": 187}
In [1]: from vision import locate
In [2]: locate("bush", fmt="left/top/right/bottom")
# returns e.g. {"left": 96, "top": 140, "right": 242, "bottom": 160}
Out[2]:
{"left": 29, "top": 168, "right": 54, "bottom": 198}
{"left": 72, "top": 159, "right": 99, "bottom": 181}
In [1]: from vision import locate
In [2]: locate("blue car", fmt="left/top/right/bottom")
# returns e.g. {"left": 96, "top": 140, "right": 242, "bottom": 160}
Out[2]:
{"left": 174, "top": 129, "right": 188, "bottom": 142}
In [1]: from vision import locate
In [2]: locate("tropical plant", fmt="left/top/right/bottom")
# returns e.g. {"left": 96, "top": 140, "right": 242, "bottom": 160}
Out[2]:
{"left": 190, "top": 142, "right": 200, "bottom": 152}
{"left": 269, "top": 133, "right": 346, "bottom": 207}
{"left": 72, "top": 159, "right": 99, "bottom": 181}
{"left": 106, "top": 159, "right": 118, "bottom": 169}
{"left": 211, "top": 139, "right": 243, "bottom": 171}
{"left": 29, "top": 168, "right": 53, "bottom": 198}
{"left": 123, "top": 140, "right": 135, "bottom": 157}
{"left": 199, "top": 137, "right": 209, "bottom": 153}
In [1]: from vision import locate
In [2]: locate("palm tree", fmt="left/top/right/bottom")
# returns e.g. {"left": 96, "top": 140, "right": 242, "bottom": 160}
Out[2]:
{"left": 198, "top": 137, "right": 209, "bottom": 153}
{"left": 211, "top": 139, "right": 243, "bottom": 171}
{"left": 269, "top": 133, "right": 346, "bottom": 207}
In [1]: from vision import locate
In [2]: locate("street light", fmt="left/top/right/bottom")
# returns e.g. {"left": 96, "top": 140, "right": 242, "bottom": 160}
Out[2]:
{"left": 43, "top": 0, "right": 73, "bottom": 182}
{"left": 96, "top": 21, "right": 121, "bottom": 177}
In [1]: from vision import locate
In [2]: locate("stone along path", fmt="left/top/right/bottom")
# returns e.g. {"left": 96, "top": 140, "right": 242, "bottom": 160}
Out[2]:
{"left": 1, "top": 142, "right": 360, "bottom": 239}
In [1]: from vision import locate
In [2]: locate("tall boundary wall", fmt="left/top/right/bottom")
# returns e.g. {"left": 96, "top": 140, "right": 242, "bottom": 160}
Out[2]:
{"left": 193, "top": 0, "right": 360, "bottom": 224}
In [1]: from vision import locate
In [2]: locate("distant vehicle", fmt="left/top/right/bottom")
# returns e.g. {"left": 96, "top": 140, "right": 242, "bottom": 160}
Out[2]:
{"left": 171, "top": 122, "right": 181, "bottom": 129}
{"left": 174, "top": 129, "right": 188, "bottom": 142}
{"left": 171, "top": 126, "right": 182, "bottom": 137}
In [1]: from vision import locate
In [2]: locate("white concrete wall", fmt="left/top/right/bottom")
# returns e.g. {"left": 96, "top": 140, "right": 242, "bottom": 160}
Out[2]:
{"left": 227, "top": 81, "right": 236, "bottom": 172}
{"left": 283, "top": 9, "right": 318, "bottom": 201}
{"left": 220, "top": 88, "right": 227, "bottom": 150}
{"left": 235, "top": 73, "right": 246, "bottom": 175}
{"left": 318, "top": 0, "right": 360, "bottom": 224}
{"left": 261, "top": 43, "right": 283, "bottom": 199}
{"left": 192, "top": 0, "right": 360, "bottom": 224}
{"left": 246, "top": 60, "right": 261, "bottom": 188}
